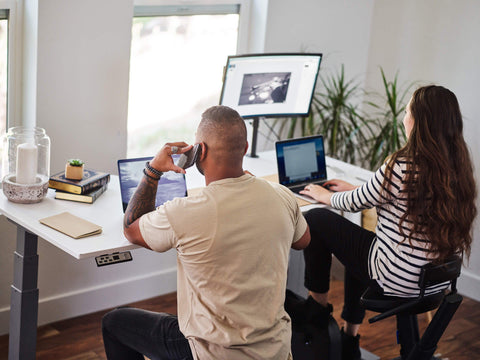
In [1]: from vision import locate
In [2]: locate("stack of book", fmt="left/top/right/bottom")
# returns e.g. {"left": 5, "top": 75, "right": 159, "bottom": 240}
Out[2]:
{"left": 49, "top": 169, "right": 110, "bottom": 204}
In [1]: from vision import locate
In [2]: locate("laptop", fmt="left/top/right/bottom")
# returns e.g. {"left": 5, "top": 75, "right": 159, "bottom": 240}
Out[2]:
{"left": 275, "top": 135, "right": 328, "bottom": 203}
{"left": 117, "top": 155, "right": 187, "bottom": 212}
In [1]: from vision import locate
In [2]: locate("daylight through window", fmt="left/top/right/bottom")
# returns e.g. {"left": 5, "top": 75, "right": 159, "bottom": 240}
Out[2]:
{"left": 127, "top": 12, "right": 239, "bottom": 157}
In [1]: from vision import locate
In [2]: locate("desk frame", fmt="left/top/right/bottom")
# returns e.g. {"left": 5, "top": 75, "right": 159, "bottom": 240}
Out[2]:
{"left": 9, "top": 225, "right": 39, "bottom": 359}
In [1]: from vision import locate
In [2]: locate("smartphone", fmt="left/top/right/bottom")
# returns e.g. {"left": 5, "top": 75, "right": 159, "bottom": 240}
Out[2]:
{"left": 177, "top": 144, "right": 202, "bottom": 169}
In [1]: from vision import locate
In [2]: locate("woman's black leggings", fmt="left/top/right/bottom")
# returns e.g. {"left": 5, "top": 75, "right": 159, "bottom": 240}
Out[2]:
{"left": 304, "top": 208, "right": 377, "bottom": 324}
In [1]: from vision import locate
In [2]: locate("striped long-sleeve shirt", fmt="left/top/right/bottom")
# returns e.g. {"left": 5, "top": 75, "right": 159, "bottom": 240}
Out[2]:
{"left": 330, "top": 159, "right": 447, "bottom": 297}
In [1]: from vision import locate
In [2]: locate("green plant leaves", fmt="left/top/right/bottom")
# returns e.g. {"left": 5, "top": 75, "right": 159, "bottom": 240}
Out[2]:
{"left": 364, "top": 67, "right": 414, "bottom": 169}
{"left": 68, "top": 159, "right": 84, "bottom": 166}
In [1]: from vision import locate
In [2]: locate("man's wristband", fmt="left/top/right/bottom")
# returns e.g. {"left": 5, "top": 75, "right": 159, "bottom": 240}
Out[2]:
{"left": 144, "top": 161, "right": 163, "bottom": 180}
{"left": 143, "top": 168, "right": 160, "bottom": 181}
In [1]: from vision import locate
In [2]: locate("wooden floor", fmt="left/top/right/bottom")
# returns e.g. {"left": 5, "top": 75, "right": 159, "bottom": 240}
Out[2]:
{"left": 1, "top": 279, "right": 479, "bottom": 360}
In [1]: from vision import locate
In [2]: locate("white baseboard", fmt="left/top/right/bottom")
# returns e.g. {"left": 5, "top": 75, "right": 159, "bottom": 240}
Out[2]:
{"left": 0, "top": 267, "right": 177, "bottom": 336}
{"left": 458, "top": 269, "right": 480, "bottom": 302}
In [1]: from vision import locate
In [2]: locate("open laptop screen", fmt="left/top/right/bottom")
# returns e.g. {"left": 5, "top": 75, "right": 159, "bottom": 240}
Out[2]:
{"left": 275, "top": 135, "right": 327, "bottom": 186}
{"left": 117, "top": 156, "right": 187, "bottom": 212}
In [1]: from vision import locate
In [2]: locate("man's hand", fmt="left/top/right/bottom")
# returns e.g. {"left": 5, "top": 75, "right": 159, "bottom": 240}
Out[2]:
{"left": 123, "top": 142, "right": 193, "bottom": 248}
{"left": 149, "top": 142, "right": 193, "bottom": 174}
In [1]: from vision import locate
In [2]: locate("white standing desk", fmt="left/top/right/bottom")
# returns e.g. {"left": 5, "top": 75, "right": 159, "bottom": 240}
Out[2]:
{"left": 0, "top": 150, "right": 373, "bottom": 359}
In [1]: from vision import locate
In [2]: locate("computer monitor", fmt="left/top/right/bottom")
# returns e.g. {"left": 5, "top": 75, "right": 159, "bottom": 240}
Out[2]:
{"left": 219, "top": 53, "right": 322, "bottom": 156}
{"left": 220, "top": 53, "right": 322, "bottom": 119}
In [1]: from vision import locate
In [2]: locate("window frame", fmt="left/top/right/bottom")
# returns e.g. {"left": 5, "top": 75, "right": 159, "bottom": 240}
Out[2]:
{"left": 0, "top": 0, "right": 18, "bottom": 129}
{"left": 133, "top": 0, "right": 251, "bottom": 54}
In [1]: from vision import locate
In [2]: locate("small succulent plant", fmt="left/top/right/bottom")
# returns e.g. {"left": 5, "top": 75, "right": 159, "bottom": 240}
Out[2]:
{"left": 68, "top": 159, "right": 84, "bottom": 167}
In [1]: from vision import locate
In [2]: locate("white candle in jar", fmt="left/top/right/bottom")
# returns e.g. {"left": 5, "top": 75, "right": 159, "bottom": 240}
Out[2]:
{"left": 16, "top": 143, "right": 38, "bottom": 184}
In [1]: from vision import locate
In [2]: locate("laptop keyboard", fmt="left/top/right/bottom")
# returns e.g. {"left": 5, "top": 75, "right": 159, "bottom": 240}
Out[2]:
{"left": 290, "top": 185, "right": 305, "bottom": 194}
{"left": 289, "top": 180, "right": 326, "bottom": 194}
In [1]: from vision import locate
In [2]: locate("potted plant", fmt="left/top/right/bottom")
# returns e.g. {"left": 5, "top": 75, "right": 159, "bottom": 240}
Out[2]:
{"left": 65, "top": 159, "right": 85, "bottom": 180}
{"left": 268, "top": 65, "right": 372, "bottom": 166}
{"left": 313, "top": 65, "right": 374, "bottom": 165}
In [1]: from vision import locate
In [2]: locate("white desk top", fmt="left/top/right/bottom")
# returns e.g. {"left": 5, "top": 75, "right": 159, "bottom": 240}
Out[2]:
{"left": 0, "top": 151, "right": 373, "bottom": 260}
{"left": 0, "top": 176, "right": 134, "bottom": 259}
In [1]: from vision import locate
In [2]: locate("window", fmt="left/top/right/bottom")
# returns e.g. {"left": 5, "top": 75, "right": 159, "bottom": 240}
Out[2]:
{"left": 127, "top": 3, "right": 245, "bottom": 157}
{"left": 0, "top": 9, "right": 8, "bottom": 134}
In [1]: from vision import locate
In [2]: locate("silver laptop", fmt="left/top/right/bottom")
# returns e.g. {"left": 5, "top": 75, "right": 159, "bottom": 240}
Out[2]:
{"left": 117, "top": 155, "right": 187, "bottom": 212}
{"left": 275, "top": 135, "right": 327, "bottom": 203}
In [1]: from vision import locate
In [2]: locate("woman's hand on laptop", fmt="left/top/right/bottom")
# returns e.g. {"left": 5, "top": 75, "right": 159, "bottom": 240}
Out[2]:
{"left": 150, "top": 142, "right": 193, "bottom": 174}
{"left": 300, "top": 184, "right": 333, "bottom": 205}
{"left": 300, "top": 179, "right": 358, "bottom": 205}
{"left": 323, "top": 179, "right": 358, "bottom": 192}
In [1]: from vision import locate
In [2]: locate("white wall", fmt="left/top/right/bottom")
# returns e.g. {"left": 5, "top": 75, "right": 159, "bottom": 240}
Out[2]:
{"left": 264, "top": 0, "right": 374, "bottom": 77}
{"left": 364, "top": 0, "right": 480, "bottom": 301}
{"left": 36, "top": 0, "right": 130, "bottom": 174}
{"left": 254, "top": 0, "right": 375, "bottom": 151}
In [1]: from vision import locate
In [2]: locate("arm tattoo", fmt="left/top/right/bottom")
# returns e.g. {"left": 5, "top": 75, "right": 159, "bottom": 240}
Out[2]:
{"left": 124, "top": 175, "right": 158, "bottom": 229}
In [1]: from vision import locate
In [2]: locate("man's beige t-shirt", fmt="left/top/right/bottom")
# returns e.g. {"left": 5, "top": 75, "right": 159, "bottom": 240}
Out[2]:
{"left": 139, "top": 174, "right": 307, "bottom": 360}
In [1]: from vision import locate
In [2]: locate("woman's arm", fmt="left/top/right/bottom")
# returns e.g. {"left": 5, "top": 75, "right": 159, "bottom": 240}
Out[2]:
{"left": 301, "top": 162, "right": 399, "bottom": 212}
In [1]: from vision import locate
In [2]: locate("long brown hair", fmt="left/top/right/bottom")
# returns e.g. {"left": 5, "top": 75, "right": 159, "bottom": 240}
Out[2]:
{"left": 385, "top": 85, "right": 477, "bottom": 262}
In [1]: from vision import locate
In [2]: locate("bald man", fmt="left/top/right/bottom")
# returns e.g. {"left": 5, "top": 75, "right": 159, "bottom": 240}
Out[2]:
{"left": 102, "top": 106, "right": 310, "bottom": 360}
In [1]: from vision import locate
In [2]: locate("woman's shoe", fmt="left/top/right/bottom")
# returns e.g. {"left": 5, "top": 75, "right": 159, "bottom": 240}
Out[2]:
{"left": 284, "top": 290, "right": 333, "bottom": 330}
{"left": 305, "top": 295, "right": 334, "bottom": 329}
{"left": 341, "top": 327, "right": 362, "bottom": 360}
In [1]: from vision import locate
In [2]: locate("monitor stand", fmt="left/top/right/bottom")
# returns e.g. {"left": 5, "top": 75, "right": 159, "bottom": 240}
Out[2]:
{"left": 247, "top": 117, "right": 262, "bottom": 158}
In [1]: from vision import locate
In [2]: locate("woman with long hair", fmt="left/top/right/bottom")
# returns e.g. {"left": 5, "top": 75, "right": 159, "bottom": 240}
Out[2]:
{"left": 295, "top": 85, "right": 477, "bottom": 360}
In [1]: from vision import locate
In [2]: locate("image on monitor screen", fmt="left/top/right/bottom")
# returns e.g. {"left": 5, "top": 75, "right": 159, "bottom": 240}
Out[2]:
{"left": 220, "top": 53, "right": 322, "bottom": 119}
{"left": 239, "top": 72, "right": 291, "bottom": 105}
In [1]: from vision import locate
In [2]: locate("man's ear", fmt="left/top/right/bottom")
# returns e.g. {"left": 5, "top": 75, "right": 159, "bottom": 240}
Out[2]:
{"left": 199, "top": 142, "right": 207, "bottom": 161}
{"left": 244, "top": 141, "right": 249, "bottom": 156}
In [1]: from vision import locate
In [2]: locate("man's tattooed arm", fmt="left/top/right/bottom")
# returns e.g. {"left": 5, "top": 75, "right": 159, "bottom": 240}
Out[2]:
{"left": 122, "top": 142, "right": 190, "bottom": 247}
{"left": 124, "top": 174, "right": 158, "bottom": 230}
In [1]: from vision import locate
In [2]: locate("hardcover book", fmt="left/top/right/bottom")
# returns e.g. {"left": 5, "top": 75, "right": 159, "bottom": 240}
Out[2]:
{"left": 55, "top": 183, "right": 108, "bottom": 203}
{"left": 49, "top": 169, "right": 110, "bottom": 194}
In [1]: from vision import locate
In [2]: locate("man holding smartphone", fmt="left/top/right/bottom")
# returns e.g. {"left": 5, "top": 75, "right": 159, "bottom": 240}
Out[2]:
{"left": 102, "top": 105, "right": 310, "bottom": 360}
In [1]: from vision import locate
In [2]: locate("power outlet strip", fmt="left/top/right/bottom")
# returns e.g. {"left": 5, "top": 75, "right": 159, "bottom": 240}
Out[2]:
{"left": 95, "top": 251, "right": 132, "bottom": 267}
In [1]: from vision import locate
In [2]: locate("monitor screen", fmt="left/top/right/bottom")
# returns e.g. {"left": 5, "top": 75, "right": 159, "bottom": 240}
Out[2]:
{"left": 219, "top": 53, "right": 322, "bottom": 118}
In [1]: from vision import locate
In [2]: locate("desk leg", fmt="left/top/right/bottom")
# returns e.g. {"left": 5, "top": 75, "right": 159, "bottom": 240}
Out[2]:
{"left": 8, "top": 227, "right": 39, "bottom": 360}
